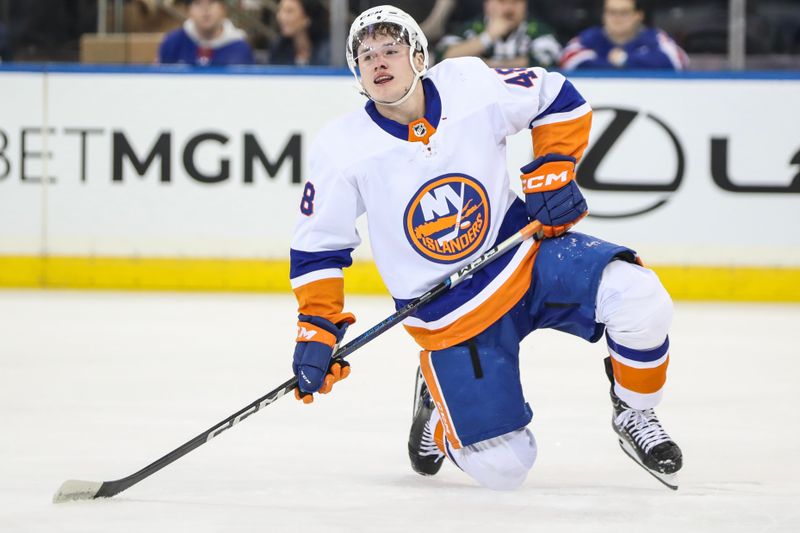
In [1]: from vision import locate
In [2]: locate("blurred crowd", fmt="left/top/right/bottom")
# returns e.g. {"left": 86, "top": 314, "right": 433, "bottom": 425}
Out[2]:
{"left": 1, "top": 0, "right": 799, "bottom": 69}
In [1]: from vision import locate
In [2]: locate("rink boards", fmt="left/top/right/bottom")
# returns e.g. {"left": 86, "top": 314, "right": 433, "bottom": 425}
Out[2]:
{"left": 0, "top": 65, "right": 799, "bottom": 300}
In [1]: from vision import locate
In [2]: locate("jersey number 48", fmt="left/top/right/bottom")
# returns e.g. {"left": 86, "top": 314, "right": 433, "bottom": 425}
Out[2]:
{"left": 494, "top": 68, "right": 538, "bottom": 88}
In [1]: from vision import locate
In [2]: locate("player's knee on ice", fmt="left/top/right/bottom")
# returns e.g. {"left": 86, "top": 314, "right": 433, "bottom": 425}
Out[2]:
{"left": 450, "top": 428, "right": 537, "bottom": 490}
{"left": 596, "top": 260, "right": 673, "bottom": 350}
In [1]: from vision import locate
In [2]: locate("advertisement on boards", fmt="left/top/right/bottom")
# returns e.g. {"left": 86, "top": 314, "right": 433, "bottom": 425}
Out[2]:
{"left": 1, "top": 70, "right": 798, "bottom": 275}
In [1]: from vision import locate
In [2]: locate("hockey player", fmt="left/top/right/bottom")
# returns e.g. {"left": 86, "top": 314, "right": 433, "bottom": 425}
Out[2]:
{"left": 289, "top": 5, "right": 682, "bottom": 490}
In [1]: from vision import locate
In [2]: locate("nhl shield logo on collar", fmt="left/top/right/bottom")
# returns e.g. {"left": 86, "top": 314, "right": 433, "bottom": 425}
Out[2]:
{"left": 407, "top": 118, "right": 436, "bottom": 145}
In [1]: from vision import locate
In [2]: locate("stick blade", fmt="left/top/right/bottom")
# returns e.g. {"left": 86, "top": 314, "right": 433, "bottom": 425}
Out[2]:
{"left": 53, "top": 479, "right": 104, "bottom": 503}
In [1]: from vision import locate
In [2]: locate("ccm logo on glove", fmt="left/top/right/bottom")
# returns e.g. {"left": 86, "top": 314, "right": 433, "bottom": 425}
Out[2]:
{"left": 296, "top": 323, "right": 336, "bottom": 346}
{"left": 521, "top": 162, "right": 574, "bottom": 193}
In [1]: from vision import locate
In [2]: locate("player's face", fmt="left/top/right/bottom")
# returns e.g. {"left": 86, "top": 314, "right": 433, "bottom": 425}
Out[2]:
{"left": 357, "top": 34, "right": 423, "bottom": 103}
{"left": 603, "top": 0, "right": 644, "bottom": 41}
{"left": 276, "top": 0, "right": 310, "bottom": 38}
{"left": 189, "top": 0, "right": 227, "bottom": 35}
{"left": 485, "top": 0, "right": 527, "bottom": 27}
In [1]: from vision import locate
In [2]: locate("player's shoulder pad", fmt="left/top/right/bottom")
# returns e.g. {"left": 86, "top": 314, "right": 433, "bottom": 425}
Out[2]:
{"left": 310, "top": 107, "right": 374, "bottom": 168}
{"left": 430, "top": 56, "right": 488, "bottom": 76}
{"left": 427, "top": 56, "right": 498, "bottom": 89}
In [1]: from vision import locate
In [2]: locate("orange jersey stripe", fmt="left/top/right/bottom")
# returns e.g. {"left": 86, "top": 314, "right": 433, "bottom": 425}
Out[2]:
{"left": 420, "top": 350, "right": 462, "bottom": 450}
{"left": 293, "top": 277, "right": 355, "bottom": 325}
{"left": 611, "top": 355, "right": 670, "bottom": 395}
{"left": 532, "top": 111, "right": 592, "bottom": 161}
{"left": 404, "top": 243, "right": 539, "bottom": 351}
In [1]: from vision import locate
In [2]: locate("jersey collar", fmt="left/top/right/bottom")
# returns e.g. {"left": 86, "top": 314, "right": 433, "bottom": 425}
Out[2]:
{"left": 364, "top": 78, "right": 442, "bottom": 145}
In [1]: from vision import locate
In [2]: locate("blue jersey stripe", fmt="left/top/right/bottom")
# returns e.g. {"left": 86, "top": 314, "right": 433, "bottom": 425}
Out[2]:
{"left": 606, "top": 332, "right": 670, "bottom": 362}
{"left": 532, "top": 80, "right": 586, "bottom": 127}
{"left": 289, "top": 248, "right": 354, "bottom": 279}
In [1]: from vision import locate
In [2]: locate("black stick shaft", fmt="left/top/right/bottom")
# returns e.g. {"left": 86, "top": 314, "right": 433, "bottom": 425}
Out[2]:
{"left": 90, "top": 220, "right": 543, "bottom": 499}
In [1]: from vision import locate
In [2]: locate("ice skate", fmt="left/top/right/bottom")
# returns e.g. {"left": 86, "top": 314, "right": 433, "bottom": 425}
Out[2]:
{"left": 408, "top": 367, "right": 445, "bottom": 476}
{"left": 605, "top": 357, "right": 682, "bottom": 490}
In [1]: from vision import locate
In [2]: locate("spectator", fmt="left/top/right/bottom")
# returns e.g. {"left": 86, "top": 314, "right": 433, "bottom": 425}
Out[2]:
{"left": 560, "top": 0, "right": 687, "bottom": 70}
{"left": 158, "top": 0, "right": 254, "bottom": 66}
{"left": 269, "top": 0, "right": 330, "bottom": 66}
{"left": 437, "top": 0, "right": 562, "bottom": 68}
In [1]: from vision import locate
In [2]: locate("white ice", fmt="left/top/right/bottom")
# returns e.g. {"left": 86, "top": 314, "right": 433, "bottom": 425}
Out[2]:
{"left": 1, "top": 290, "right": 798, "bottom": 532}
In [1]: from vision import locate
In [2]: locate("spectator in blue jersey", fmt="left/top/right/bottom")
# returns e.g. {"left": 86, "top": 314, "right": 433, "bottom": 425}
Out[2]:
{"left": 438, "top": 0, "right": 562, "bottom": 69}
{"left": 158, "top": 0, "right": 254, "bottom": 66}
{"left": 560, "top": 0, "right": 687, "bottom": 70}
{"left": 269, "top": 0, "right": 331, "bottom": 66}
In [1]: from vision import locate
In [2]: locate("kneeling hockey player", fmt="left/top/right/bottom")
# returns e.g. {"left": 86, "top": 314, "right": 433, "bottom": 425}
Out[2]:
{"left": 288, "top": 5, "right": 682, "bottom": 490}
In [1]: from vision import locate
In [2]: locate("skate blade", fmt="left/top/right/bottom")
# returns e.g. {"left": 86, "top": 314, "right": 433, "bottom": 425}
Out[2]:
{"left": 618, "top": 439, "right": 679, "bottom": 491}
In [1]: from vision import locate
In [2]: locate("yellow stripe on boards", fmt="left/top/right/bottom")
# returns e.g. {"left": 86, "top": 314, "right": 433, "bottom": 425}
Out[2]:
{"left": 0, "top": 256, "right": 798, "bottom": 301}
{"left": 0, "top": 256, "right": 43, "bottom": 287}
{"left": 653, "top": 266, "right": 800, "bottom": 302}
{"left": 0, "top": 256, "right": 388, "bottom": 295}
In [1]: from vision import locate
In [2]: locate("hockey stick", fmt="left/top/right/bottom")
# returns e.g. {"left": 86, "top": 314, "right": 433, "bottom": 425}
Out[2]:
{"left": 53, "top": 220, "right": 544, "bottom": 503}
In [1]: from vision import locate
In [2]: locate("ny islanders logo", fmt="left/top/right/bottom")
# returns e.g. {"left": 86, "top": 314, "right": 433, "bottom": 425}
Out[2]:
{"left": 403, "top": 174, "right": 490, "bottom": 264}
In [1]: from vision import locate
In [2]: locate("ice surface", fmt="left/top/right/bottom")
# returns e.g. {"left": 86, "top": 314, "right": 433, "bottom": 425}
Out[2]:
{"left": 1, "top": 290, "right": 798, "bottom": 532}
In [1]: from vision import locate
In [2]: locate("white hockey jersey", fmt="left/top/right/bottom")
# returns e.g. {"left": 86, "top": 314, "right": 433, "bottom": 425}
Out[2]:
{"left": 290, "top": 57, "right": 592, "bottom": 350}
